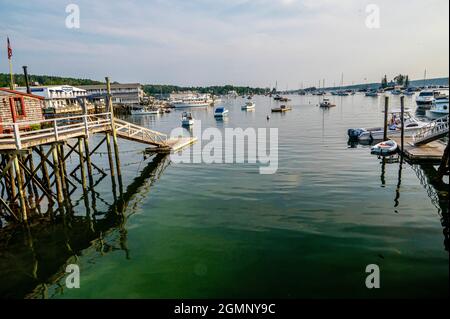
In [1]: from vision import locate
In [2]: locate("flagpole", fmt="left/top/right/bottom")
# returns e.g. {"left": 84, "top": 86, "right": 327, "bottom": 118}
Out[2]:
{"left": 9, "top": 58, "right": 14, "bottom": 90}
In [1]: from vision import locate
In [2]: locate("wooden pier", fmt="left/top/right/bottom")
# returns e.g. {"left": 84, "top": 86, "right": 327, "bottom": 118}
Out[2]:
{"left": 0, "top": 77, "right": 196, "bottom": 224}
{"left": 392, "top": 137, "right": 447, "bottom": 163}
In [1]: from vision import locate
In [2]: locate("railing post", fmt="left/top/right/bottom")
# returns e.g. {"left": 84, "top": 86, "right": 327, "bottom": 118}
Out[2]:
{"left": 13, "top": 123, "right": 22, "bottom": 150}
{"left": 84, "top": 114, "right": 90, "bottom": 138}
{"left": 53, "top": 120, "right": 59, "bottom": 141}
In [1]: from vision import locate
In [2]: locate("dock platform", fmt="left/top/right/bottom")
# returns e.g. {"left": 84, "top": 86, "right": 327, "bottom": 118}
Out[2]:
{"left": 392, "top": 137, "right": 447, "bottom": 163}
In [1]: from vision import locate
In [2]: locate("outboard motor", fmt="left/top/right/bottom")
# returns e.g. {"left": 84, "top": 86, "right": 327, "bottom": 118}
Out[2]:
{"left": 348, "top": 128, "right": 363, "bottom": 140}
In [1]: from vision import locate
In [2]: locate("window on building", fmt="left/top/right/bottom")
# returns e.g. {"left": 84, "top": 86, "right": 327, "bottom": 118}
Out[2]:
{"left": 12, "top": 97, "right": 26, "bottom": 117}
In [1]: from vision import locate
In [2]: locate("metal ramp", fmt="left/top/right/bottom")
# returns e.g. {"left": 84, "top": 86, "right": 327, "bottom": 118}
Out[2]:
{"left": 413, "top": 116, "right": 449, "bottom": 146}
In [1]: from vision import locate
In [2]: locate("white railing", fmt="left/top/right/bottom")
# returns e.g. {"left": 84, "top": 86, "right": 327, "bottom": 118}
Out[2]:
{"left": 413, "top": 116, "right": 449, "bottom": 145}
{"left": 0, "top": 113, "right": 113, "bottom": 150}
{"left": 0, "top": 112, "right": 169, "bottom": 149}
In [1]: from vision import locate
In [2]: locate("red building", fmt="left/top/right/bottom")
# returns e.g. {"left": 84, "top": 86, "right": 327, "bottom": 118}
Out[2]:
{"left": 0, "top": 88, "right": 44, "bottom": 133}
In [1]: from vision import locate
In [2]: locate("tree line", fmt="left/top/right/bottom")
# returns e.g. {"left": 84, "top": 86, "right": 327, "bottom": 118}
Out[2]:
{"left": 0, "top": 73, "right": 103, "bottom": 88}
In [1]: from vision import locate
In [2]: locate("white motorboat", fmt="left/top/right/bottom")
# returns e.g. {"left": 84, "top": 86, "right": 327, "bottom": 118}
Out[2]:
{"left": 348, "top": 109, "right": 431, "bottom": 141}
{"left": 319, "top": 98, "right": 336, "bottom": 107}
{"left": 214, "top": 107, "right": 229, "bottom": 118}
{"left": 416, "top": 90, "right": 435, "bottom": 110}
{"left": 130, "top": 106, "right": 161, "bottom": 115}
{"left": 371, "top": 140, "right": 398, "bottom": 156}
{"left": 242, "top": 101, "right": 256, "bottom": 110}
{"left": 181, "top": 112, "right": 194, "bottom": 126}
{"left": 426, "top": 95, "right": 449, "bottom": 119}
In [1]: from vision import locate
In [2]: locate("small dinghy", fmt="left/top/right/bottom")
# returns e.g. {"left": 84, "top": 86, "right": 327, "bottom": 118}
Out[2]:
{"left": 181, "top": 112, "right": 194, "bottom": 126}
{"left": 371, "top": 140, "right": 398, "bottom": 156}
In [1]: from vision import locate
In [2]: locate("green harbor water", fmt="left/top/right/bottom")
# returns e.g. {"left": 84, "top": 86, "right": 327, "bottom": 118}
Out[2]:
{"left": 0, "top": 94, "right": 448, "bottom": 299}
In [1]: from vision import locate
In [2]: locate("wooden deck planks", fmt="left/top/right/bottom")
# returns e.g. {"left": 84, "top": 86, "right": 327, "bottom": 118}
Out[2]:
{"left": 392, "top": 137, "right": 447, "bottom": 163}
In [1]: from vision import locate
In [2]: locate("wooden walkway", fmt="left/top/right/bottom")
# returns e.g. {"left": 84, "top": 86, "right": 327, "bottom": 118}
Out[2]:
{"left": 0, "top": 112, "right": 196, "bottom": 152}
{"left": 392, "top": 137, "right": 447, "bottom": 163}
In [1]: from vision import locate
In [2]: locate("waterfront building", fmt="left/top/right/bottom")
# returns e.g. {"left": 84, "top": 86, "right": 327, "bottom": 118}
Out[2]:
{"left": 79, "top": 83, "right": 144, "bottom": 105}
{"left": 0, "top": 88, "right": 44, "bottom": 133}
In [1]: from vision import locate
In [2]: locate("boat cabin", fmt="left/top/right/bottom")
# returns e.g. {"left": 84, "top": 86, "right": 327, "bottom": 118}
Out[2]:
{"left": 0, "top": 88, "right": 45, "bottom": 134}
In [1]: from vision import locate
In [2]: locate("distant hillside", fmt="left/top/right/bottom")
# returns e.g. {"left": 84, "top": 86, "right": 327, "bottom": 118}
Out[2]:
{"left": 0, "top": 73, "right": 103, "bottom": 88}
{"left": 323, "top": 77, "right": 449, "bottom": 91}
{"left": 143, "top": 84, "right": 269, "bottom": 96}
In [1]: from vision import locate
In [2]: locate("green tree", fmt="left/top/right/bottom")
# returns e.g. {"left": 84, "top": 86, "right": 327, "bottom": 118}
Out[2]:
{"left": 394, "top": 74, "right": 406, "bottom": 86}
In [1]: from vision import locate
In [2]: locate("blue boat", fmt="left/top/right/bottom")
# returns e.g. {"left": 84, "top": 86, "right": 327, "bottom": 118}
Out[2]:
{"left": 214, "top": 107, "right": 229, "bottom": 118}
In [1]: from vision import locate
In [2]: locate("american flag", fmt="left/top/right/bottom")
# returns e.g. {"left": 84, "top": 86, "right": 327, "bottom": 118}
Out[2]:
{"left": 7, "top": 37, "right": 12, "bottom": 59}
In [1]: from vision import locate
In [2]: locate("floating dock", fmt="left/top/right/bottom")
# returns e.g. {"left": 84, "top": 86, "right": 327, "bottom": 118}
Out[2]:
{"left": 392, "top": 137, "right": 447, "bottom": 163}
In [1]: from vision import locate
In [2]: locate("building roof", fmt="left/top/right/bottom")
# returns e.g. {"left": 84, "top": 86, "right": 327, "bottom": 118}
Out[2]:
{"left": 0, "top": 88, "right": 45, "bottom": 100}
{"left": 78, "top": 83, "right": 142, "bottom": 90}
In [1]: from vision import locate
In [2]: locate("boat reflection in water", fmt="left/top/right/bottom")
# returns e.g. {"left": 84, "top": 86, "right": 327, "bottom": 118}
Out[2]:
{"left": 0, "top": 153, "right": 169, "bottom": 299}
{"left": 378, "top": 155, "right": 449, "bottom": 252}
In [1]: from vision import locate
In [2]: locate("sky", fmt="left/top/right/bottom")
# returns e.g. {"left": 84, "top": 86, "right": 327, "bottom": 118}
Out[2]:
{"left": 0, "top": 0, "right": 448, "bottom": 88}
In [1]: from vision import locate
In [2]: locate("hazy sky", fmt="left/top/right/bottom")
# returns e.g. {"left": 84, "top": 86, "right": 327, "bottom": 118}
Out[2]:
{"left": 0, "top": 0, "right": 448, "bottom": 88}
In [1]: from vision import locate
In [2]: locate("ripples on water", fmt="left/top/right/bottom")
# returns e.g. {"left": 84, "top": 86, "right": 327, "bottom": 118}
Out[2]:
{"left": 0, "top": 94, "right": 448, "bottom": 299}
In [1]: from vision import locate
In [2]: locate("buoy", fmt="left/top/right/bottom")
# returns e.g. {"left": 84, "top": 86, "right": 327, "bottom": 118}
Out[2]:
{"left": 267, "top": 115, "right": 270, "bottom": 120}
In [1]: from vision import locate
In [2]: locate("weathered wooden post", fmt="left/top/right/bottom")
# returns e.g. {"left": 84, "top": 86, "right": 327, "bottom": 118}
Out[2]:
{"left": 383, "top": 96, "right": 389, "bottom": 141}
{"left": 51, "top": 145, "right": 64, "bottom": 208}
{"left": 106, "top": 77, "right": 123, "bottom": 194}
{"left": 78, "top": 137, "right": 88, "bottom": 193}
{"left": 400, "top": 96, "right": 405, "bottom": 154}
{"left": 12, "top": 154, "right": 27, "bottom": 222}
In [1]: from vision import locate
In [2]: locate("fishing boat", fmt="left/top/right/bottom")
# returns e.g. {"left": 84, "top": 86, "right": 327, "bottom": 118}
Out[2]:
{"left": 319, "top": 98, "right": 336, "bottom": 108}
{"left": 242, "top": 101, "right": 256, "bottom": 110}
{"left": 426, "top": 95, "right": 449, "bottom": 119}
{"left": 214, "top": 107, "right": 229, "bottom": 118}
{"left": 347, "top": 109, "right": 430, "bottom": 141}
{"left": 181, "top": 112, "right": 194, "bottom": 126}
{"left": 130, "top": 106, "right": 161, "bottom": 115}
{"left": 371, "top": 140, "right": 398, "bottom": 156}
{"left": 271, "top": 105, "right": 292, "bottom": 113}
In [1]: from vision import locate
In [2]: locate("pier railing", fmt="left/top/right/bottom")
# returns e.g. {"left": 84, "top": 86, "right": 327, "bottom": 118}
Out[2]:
{"left": 0, "top": 112, "right": 169, "bottom": 150}
{"left": 413, "top": 116, "right": 449, "bottom": 146}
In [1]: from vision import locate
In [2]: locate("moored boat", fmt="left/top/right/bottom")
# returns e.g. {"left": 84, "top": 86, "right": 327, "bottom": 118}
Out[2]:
{"left": 214, "top": 107, "right": 229, "bottom": 118}
{"left": 130, "top": 106, "right": 161, "bottom": 115}
{"left": 426, "top": 95, "right": 449, "bottom": 119}
{"left": 347, "top": 109, "right": 430, "bottom": 141}
{"left": 319, "top": 98, "right": 336, "bottom": 107}
{"left": 181, "top": 112, "right": 194, "bottom": 126}
{"left": 371, "top": 140, "right": 398, "bottom": 156}
{"left": 271, "top": 105, "right": 292, "bottom": 113}
{"left": 242, "top": 101, "right": 256, "bottom": 110}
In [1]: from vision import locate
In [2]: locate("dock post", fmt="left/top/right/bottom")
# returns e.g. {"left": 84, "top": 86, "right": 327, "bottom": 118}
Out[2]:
{"left": 8, "top": 154, "right": 17, "bottom": 202}
{"left": 383, "top": 96, "right": 389, "bottom": 141}
{"left": 51, "top": 145, "right": 64, "bottom": 208}
{"left": 105, "top": 133, "right": 117, "bottom": 195}
{"left": 106, "top": 77, "right": 123, "bottom": 194}
{"left": 78, "top": 138, "right": 88, "bottom": 193}
{"left": 400, "top": 96, "right": 405, "bottom": 154}
{"left": 39, "top": 146, "right": 52, "bottom": 198}
{"left": 13, "top": 154, "right": 27, "bottom": 222}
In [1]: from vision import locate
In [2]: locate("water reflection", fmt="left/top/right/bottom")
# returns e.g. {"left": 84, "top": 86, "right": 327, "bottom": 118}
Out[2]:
{"left": 0, "top": 153, "right": 169, "bottom": 299}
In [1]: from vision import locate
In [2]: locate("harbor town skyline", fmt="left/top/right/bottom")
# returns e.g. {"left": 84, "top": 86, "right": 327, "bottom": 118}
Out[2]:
{"left": 0, "top": 0, "right": 449, "bottom": 88}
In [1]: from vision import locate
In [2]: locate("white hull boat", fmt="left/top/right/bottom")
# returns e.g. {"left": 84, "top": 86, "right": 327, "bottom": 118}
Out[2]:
{"left": 371, "top": 140, "right": 398, "bottom": 156}
{"left": 130, "top": 107, "right": 160, "bottom": 115}
{"left": 214, "top": 107, "right": 229, "bottom": 118}
{"left": 426, "top": 96, "right": 449, "bottom": 119}
{"left": 242, "top": 101, "right": 256, "bottom": 110}
{"left": 348, "top": 109, "right": 431, "bottom": 141}
{"left": 181, "top": 112, "right": 194, "bottom": 126}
